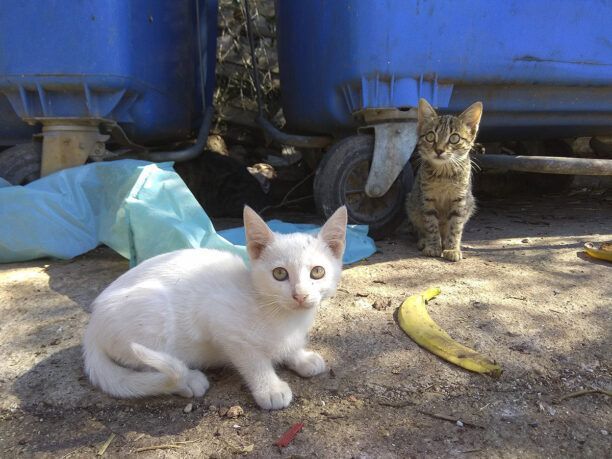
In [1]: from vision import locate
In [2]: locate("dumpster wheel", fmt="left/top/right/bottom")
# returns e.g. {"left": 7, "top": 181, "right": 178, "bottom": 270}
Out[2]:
{"left": 0, "top": 142, "right": 42, "bottom": 185}
{"left": 314, "top": 135, "right": 413, "bottom": 240}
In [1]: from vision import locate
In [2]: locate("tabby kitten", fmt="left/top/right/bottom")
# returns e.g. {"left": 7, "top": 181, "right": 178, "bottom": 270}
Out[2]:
{"left": 405, "top": 99, "right": 483, "bottom": 261}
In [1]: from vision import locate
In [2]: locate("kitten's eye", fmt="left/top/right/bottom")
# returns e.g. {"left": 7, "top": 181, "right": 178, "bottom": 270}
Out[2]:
{"left": 272, "top": 267, "right": 288, "bottom": 281}
{"left": 310, "top": 266, "right": 325, "bottom": 280}
{"left": 449, "top": 133, "right": 461, "bottom": 144}
{"left": 425, "top": 131, "right": 435, "bottom": 142}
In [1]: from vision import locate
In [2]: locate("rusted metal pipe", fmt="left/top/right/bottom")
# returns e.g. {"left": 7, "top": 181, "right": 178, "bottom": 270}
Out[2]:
{"left": 256, "top": 116, "right": 333, "bottom": 148}
{"left": 474, "top": 154, "right": 612, "bottom": 176}
{"left": 147, "top": 107, "right": 213, "bottom": 162}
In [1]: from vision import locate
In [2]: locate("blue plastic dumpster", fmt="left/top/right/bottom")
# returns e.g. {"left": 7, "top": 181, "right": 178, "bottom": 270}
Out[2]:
{"left": 277, "top": 0, "right": 612, "bottom": 137}
{"left": 0, "top": 0, "right": 218, "bottom": 184}
{"left": 273, "top": 0, "right": 612, "bottom": 236}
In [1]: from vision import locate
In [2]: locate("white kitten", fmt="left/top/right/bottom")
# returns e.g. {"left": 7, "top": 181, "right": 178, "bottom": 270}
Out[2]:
{"left": 82, "top": 206, "right": 347, "bottom": 410}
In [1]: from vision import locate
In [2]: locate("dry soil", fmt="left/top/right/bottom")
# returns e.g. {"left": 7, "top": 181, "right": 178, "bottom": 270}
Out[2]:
{"left": 0, "top": 194, "right": 610, "bottom": 458}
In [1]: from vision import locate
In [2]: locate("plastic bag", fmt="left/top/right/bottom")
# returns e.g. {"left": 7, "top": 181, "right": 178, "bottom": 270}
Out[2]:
{"left": 0, "top": 160, "right": 376, "bottom": 265}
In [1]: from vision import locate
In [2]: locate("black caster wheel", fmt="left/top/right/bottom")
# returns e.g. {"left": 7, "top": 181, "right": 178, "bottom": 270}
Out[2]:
{"left": 314, "top": 134, "right": 413, "bottom": 240}
{"left": 0, "top": 142, "right": 42, "bottom": 185}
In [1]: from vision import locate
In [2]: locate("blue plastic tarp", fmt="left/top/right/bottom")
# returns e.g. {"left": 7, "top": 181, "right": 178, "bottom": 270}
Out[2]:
{"left": 0, "top": 160, "right": 377, "bottom": 265}
{"left": 219, "top": 221, "right": 375, "bottom": 265}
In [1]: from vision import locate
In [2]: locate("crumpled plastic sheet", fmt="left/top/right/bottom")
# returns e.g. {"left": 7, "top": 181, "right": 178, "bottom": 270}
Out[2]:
{"left": 219, "top": 220, "right": 375, "bottom": 265}
{"left": 0, "top": 160, "right": 377, "bottom": 266}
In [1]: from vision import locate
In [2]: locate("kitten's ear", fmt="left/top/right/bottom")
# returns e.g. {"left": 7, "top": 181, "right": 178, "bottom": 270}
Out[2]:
{"left": 243, "top": 206, "right": 274, "bottom": 260}
{"left": 418, "top": 98, "right": 437, "bottom": 123}
{"left": 459, "top": 101, "right": 483, "bottom": 136}
{"left": 319, "top": 206, "right": 348, "bottom": 260}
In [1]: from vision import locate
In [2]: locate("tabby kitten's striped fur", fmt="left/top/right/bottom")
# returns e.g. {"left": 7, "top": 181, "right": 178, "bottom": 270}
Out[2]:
{"left": 405, "top": 99, "right": 483, "bottom": 262}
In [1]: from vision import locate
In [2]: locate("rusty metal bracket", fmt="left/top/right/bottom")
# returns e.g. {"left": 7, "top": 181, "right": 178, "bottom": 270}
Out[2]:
{"left": 40, "top": 123, "right": 109, "bottom": 177}
{"left": 361, "top": 120, "right": 418, "bottom": 198}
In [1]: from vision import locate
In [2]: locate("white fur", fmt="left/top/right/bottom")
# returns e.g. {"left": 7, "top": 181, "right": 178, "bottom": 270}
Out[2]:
{"left": 83, "top": 206, "right": 347, "bottom": 410}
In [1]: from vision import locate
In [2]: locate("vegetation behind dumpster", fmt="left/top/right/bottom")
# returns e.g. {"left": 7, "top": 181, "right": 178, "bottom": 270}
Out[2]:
{"left": 214, "top": 0, "right": 280, "bottom": 149}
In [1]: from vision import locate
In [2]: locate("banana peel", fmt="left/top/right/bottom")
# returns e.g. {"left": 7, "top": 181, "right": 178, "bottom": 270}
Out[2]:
{"left": 584, "top": 241, "right": 612, "bottom": 262}
{"left": 398, "top": 288, "right": 502, "bottom": 377}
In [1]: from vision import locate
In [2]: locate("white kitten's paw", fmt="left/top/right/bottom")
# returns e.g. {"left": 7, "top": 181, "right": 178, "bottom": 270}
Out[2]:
{"left": 442, "top": 249, "right": 462, "bottom": 262}
{"left": 176, "top": 370, "right": 209, "bottom": 398}
{"left": 253, "top": 380, "right": 293, "bottom": 410}
{"left": 289, "top": 351, "right": 327, "bottom": 378}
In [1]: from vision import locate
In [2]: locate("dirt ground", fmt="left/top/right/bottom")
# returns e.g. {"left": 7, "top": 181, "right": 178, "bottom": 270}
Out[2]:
{"left": 0, "top": 194, "right": 610, "bottom": 458}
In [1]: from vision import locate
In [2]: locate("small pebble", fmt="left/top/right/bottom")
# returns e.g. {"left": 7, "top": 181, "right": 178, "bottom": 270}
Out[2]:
{"left": 521, "top": 238, "right": 530, "bottom": 243}
{"left": 456, "top": 420, "right": 464, "bottom": 427}
{"left": 183, "top": 403, "right": 193, "bottom": 413}
{"left": 373, "top": 299, "right": 391, "bottom": 311}
{"left": 208, "top": 405, "right": 218, "bottom": 412}
{"left": 355, "top": 298, "right": 373, "bottom": 309}
{"left": 601, "top": 429, "right": 608, "bottom": 436}
{"left": 226, "top": 405, "right": 244, "bottom": 418}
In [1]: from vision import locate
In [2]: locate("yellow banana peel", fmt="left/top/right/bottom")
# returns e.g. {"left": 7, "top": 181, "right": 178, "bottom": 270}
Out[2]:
{"left": 584, "top": 241, "right": 612, "bottom": 262}
{"left": 398, "top": 288, "right": 502, "bottom": 378}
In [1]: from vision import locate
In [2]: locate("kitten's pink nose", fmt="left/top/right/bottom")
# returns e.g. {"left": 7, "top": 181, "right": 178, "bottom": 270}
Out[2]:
{"left": 435, "top": 150, "right": 444, "bottom": 156}
{"left": 292, "top": 293, "right": 307, "bottom": 304}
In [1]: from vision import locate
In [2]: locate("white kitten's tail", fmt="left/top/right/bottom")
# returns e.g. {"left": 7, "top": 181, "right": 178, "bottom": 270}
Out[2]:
{"left": 84, "top": 343, "right": 189, "bottom": 398}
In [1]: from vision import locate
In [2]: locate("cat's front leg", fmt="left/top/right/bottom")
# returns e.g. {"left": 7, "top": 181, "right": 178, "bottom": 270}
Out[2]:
{"left": 442, "top": 202, "right": 469, "bottom": 262}
{"left": 228, "top": 348, "right": 292, "bottom": 410}
{"left": 285, "top": 348, "right": 327, "bottom": 378}
{"left": 421, "top": 204, "right": 442, "bottom": 257}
